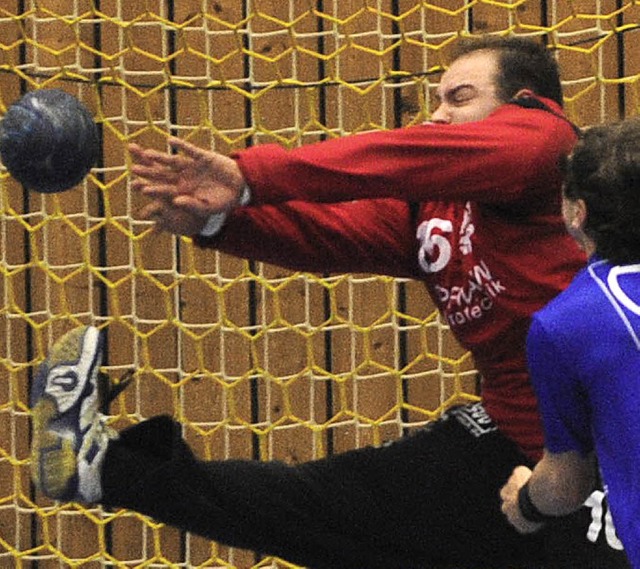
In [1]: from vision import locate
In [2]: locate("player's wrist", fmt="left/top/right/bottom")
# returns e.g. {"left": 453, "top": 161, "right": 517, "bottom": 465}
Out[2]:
{"left": 199, "top": 213, "right": 227, "bottom": 237}
{"left": 517, "top": 481, "right": 554, "bottom": 524}
{"left": 199, "top": 184, "right": 251, "bottom": 237}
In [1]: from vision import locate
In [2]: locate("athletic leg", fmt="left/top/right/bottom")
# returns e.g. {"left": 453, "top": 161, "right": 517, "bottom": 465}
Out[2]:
{"left": 29, "top": 326, "right": 545, "bottom": 568}
{"left": 101, "top": 415, "right": 419, "bottom": 569}
{"left": 100, "top": 404, "right": 547, "bottom": 569}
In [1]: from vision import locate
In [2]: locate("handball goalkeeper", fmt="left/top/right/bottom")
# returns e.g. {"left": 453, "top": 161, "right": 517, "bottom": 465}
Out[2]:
{"left": 31, "top": 36, "right": 630, "bottom": 569}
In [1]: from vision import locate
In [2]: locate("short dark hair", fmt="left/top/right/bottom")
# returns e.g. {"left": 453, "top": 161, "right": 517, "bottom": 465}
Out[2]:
{"left": 453, "top": 36, "right": 564, "bottom": 106}
{"left": 563, "top": 118, "right": 640, "bottom": 264}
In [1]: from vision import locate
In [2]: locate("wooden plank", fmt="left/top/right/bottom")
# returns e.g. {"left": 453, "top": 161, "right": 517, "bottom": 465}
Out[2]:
{"left": 552, "top": 0, "right": 621, "bottom": 126}
{"left": 14, "top": 0, "right": 105, "bottom": 566}
{"left": 311, "top": 0, "right": 402, "bottom": 455}
{"left": 321, "top": 0, "right": 397, "bottom": 133}
{"left": 171, "top": 0, "right": 257, "bottom": 566}
{"left": 247, "top": 1, "right": 332, "bottom": 470}
{"left": 619, "top": 2, "right": 640, "bottom": 119}
{"left": 0, "top": 4, "right": 33, "bottom": 563}
{"left": 91, "top": 0, "right": 185, "bottom": 565}
{"left": 599, "top": 0, "right": 640, "bottom": 121}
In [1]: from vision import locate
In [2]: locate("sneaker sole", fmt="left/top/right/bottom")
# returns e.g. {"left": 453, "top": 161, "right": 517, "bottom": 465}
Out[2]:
{"left": 30, "top": 326, "right": 103, "bottom": 500}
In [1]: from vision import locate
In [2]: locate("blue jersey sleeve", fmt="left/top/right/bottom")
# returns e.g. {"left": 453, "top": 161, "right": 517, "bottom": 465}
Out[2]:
{"left": 527, "top": 316, "right": 594, "bottom": 456}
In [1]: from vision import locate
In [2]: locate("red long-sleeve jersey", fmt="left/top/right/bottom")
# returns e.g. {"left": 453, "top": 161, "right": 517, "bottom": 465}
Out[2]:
{"left": 195, "top": 97, "right": 585, "bottom": 461}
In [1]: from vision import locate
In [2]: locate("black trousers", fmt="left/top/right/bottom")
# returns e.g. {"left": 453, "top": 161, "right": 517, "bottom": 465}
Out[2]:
{"left": 101, "top": 403, "right": 630, "bottom": 569}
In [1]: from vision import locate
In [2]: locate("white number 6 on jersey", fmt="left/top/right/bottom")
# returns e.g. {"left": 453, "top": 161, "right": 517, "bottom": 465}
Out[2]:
{"left": 417, "top": 218, "right": 453, "bottom": 274}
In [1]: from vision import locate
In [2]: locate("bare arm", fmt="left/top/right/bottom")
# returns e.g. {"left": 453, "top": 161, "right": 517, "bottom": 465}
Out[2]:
{"left": 500, "top": 450, "right": 597, "bottom": 533}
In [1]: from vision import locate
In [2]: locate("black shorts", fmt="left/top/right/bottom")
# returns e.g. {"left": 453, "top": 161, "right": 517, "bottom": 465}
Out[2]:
{"left": 545, "top": 486, "right": 628, "bottom": 569}
{"left": 102, "top": 404, "right": 630, "bottom": 569}
{"left": 437, "top": 404, "right": 630, "bottom": 569}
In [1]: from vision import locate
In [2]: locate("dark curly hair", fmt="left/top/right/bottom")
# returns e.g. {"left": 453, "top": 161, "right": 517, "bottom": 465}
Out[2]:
{"left": 454, "top": 36, "right": 563, "bottom": 106}
{"left": 563, "top": 117, "right": 640, "bottom": 264}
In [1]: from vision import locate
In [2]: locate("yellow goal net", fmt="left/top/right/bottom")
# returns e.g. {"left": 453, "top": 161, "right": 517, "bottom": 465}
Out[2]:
{"left": 1, "top": 1, "right": 639, "bottom": 567}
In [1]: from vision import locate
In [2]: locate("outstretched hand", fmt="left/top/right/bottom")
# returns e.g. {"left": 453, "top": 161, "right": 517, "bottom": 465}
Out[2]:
{"left": 130, "top": 137, "right": 246, "bottom": 235}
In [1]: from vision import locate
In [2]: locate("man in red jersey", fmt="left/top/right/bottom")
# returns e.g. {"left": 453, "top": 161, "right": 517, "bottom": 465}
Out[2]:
{"left": 30, "top": 37, "right": 629, "bottom": 568}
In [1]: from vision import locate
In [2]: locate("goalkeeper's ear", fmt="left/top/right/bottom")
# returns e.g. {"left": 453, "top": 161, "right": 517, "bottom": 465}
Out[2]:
{"left": 562, "top": 196, "right": 591, "bottom": 254}
{"left": 564, "top": 197, "right": 587, "bottom": 233}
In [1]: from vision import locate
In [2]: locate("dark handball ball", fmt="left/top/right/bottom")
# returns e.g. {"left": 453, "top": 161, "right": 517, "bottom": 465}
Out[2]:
{"left": 0, "top": 89, "right": 99, "bottom": 193}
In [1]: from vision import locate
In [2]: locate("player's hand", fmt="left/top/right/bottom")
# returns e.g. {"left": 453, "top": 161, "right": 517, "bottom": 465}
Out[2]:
{"left": 136, "top": 195, "right": 210, "bottom": 236}
{"left": 130, "top": 138, "right": 246, "bottom": 234}
{"left": 500, "top": 466, "right": 545, "bottom": 534}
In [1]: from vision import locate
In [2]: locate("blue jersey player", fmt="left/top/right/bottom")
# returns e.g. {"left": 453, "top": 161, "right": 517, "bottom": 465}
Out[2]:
{"left": 500, "top": 118, "right": 640, "bottom": 568}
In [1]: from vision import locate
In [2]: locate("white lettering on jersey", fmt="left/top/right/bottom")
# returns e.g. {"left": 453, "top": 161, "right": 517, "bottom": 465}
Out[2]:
{"left": 433, "top": 260, "right": 505, "bottom": 328}
{"left": 584, "top": 490, "right": 624, "bottom": 550}
{"left": 416, "top": 203, "right": 505, "bottom": 328}
{"left": 459, "top": 201, "right": 475, "bottom": 255}
{"left": 417, "top": 202, "right": 474, "bottom": 274}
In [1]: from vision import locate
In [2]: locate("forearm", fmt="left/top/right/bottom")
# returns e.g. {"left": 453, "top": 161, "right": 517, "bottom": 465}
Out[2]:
{"left": 527, "top": 450, "right": 596, "bottom": 516}
{"left": 234, "top": 105, "right": 575, "bottom": 206}
{"left": 194, "top": 198, "right": 421, "bottom": 278}
{"left": 500, "top": 451, "right": 596, "bottom": 533}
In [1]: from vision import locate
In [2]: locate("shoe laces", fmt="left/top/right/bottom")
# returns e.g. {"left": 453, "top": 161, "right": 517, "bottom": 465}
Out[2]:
{"left": 97, "top": 369, "right": 134, "bottom": 411}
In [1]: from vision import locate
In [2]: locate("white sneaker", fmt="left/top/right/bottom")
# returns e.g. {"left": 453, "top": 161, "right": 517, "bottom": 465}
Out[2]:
{"left": 30, "top": 326, "right": 130, "bottom": 503}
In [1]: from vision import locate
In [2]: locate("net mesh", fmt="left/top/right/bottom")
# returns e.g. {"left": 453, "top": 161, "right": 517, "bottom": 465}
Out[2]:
{"left": 1, "top": 0, "right": 639, "bottom": 567}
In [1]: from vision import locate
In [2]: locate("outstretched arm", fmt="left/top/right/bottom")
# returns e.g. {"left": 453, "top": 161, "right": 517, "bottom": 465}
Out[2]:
{"left": 501, "top": 316, "right": 598, "bottom": 533}
{"left": 131, "top": 99, "right": 577, "bottom": 237}
{"left": 130, "top": 141, "right": 421, "bottom": 278}
{"left": 195, "top": 198, "right": 421, "bottom": 278}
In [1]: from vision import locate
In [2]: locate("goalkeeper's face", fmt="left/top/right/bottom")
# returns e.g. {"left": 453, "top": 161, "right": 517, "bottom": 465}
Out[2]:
{"left": 431, "top": 50, "right": 503, "bottom": 125}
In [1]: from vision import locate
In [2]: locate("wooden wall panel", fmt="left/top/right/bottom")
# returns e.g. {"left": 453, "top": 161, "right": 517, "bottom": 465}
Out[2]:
{"left": 621, "top": 3, "right": 640, "bottom": 118}
{"left": 554, "top": 0, "right": 623, "bottom": 126}
{"left": 17, "top": 0, "right": 105, "bottom": 565}
{"left": 93, "top": 1, "right": 184, "bottom": 565}
{"left": 0, "top": 2, "right": 32, "bottom": 560}
{"left": 172, "top": 1, "right": 257, "bottom": 565}
{"left": 2, "top": 1, "right": 640, "bottom": 567}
